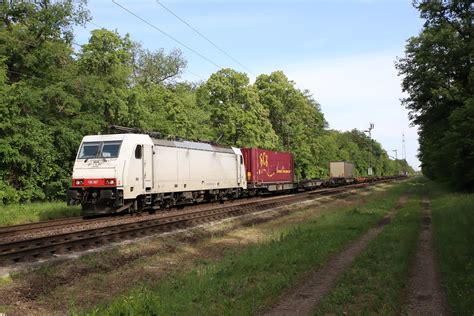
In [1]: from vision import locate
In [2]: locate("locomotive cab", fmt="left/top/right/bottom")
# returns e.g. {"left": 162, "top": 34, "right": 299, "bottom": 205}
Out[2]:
{"left": 67, "top": 134, "right": 154, "bottom": 216}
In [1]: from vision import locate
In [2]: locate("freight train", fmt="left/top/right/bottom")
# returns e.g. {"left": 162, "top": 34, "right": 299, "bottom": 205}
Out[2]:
{"left": 67, "top": 132, "right": 400, "bottom": 217}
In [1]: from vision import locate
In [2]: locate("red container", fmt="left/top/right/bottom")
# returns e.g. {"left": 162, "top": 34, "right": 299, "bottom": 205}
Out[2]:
{"left": 241, "top": 148, "right": 294, "bottom": 184}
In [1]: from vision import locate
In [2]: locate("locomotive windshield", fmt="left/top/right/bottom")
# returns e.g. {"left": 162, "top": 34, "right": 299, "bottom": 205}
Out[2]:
{"left": 79, "top": 142, "right": 100, "bottom": 158}
{"left": 101, "top": 142, "right": 121, "bottom": 157}
{"left": 78, "top": 141, "right": 122, "bottom": 159}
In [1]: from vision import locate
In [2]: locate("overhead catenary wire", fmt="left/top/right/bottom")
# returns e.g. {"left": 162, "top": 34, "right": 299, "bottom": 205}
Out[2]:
{"left": 5, "top": 69, "right": 75, "bottom": 88}
{"left": 85, "top": 17, "right": 206, "bottom": 80}
{"left": 155, "top": 0, "right": 255, "bottom": 76}
{"left": 7, "top": 65, "right": 206, "bottom": 86}
{"left": 88, "top": 20, "right": 105, "bottom": 29}
{"left": 6, "top": 12, "right": 207, "bottom": 82}
{"left": 9, "top": 36, "right": 82, "bottom": 48}
{"left": 112, "top": 0, "right": 222, "bottom": 70}
{"left": 11, "top": 40, "right": 206, "bottom": 82}
{"left": 6, "top": 54, "right": 205, "bottom": 85}
{"left": 186, "top": 70, "right": 205, "bottom": 81}
{"left": 86, "top": 17, "right": 206, "bottom": 81}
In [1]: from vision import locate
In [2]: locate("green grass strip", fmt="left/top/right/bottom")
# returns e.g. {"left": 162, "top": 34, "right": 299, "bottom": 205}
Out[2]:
{"left": 430, "top": 185, "right": 474, "bottom": 314}
{"left": 313, "top": 194, "right": 422, "bottom": 315}
{"left": 0, "top": 201, "right": 80, "bottom": 226}
{"left": 84, "top": 182, "right": 411, "bottom": 315}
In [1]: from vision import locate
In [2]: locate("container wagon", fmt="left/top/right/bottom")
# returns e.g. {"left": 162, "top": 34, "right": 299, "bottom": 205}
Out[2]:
{"left": 329, "top": 161, "right": 355, "bottom": 185}
{"left": 241, "top": 148, "right": 296, "bottom": 194}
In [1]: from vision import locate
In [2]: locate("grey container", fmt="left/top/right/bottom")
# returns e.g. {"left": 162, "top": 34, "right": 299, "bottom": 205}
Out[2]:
{"left": 329, "top": 161, "right": 355, "bottom": 178}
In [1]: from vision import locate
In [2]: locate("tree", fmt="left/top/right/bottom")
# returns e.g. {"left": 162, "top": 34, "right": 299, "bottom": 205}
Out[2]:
{"left": 132, "top": 46, "right": 187, "bottom": 86}
{"left": 197, "top": 68, "right": 278, "bottom": 148}
{"left": 396, "top": 0, "right": 473, "bottom": 189}
{"left": 136, "top": 82, "right": 210, "bottom": 140}
{"left": 0, "top": 0, "right": 89, "bottom": 84}
{"left": 0, "top": 0, "right": 90, "bottom": 203}
{"left": 255, "top": 71, "right": 327, "bottom": 178}
{"left": 77, "top": 29, "right": 134, "bottom": 126}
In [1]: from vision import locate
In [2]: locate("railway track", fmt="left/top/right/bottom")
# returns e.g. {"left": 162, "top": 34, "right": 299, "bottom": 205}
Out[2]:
{"left": 0, "top": 180, "right": 393, "bottom": 266}
{"left": 0, "top": 216, "right": 98, "bottom": 238}
{"left": 0, "top": 196, "right": 276, "bottom": 240}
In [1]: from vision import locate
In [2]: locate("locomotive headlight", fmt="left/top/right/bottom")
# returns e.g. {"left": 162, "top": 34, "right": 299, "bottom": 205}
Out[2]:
{"left": 105, "top": 178, "right": 116, "bottom": 185}
{"left": 74, "top": 179, "right": 84, "bottom": 186}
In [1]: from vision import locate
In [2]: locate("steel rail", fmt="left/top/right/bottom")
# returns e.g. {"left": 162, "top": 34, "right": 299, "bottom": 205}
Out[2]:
{"left": 0, "top": 217, "right": 97, "bottom": 237}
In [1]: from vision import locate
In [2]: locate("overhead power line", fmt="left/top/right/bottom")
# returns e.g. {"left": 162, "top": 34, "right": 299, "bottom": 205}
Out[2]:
{"left": 86, "top": 18, "right": 205, "bottom": 80}
{"left": 5, "top": 69, "right": 74, "bottom": 87}
{"left": 88, "top": 21, "right": 104, "bottom": 29}
{"left": 112, "top": 0, "right": 222, "bottom": 70}
{"left": 187, "top": 70, "right": 205, "bottom": 80}
{"left": 7, "top": 67, "right": 207, "bottom": 88}
{"left": 155, "top": 0, "right": 255, "bottom": 76}
{"left": 9, "top": 36, "right": 82, "bottom": 49}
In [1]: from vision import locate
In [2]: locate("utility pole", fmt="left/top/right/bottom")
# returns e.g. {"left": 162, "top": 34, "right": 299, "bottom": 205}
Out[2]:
{"left": 392, "top": 149, "right": 398, "bottom": 176}
{"left": 364, "top": 123, "right": 374, "bottom": 176}
{"left": 402, "top": 132, "right": 406, "bottom": 161}
{"left": 402, "top": 132, "right": 407, "bottom": 176}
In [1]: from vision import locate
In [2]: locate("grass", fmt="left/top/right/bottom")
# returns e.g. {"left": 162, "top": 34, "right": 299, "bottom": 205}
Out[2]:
{"left": 429, "top": 182, "right": 474, "bottom": 314}
{"left": 83, "top": 181, "right": 411, "bottom": 315}
{"left": 0, "top": 201, "right": 80, "bottom": 226}
{"left": 0, "top": 275, "right": 13, "bottom": 313}
{"left": 313, "top": 188, "right": 423, "bottom": 314}
{"left": 0, "top": 275, "right": 12, "bottom": 287}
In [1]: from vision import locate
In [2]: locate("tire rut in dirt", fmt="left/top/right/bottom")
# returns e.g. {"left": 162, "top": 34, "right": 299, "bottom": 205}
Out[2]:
{"left": 405, "top": 197, "right": 449, "bottom": 315}
{"left": 264, "top": 195, "right": 408, "bottom": 316}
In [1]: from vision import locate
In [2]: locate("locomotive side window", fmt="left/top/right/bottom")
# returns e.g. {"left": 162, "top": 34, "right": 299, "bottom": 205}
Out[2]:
{"left": 79, "top": 142, "right": 100, "bottom": 159}
{"left": 135, "top": 145, "right": 142, "bottom": 159}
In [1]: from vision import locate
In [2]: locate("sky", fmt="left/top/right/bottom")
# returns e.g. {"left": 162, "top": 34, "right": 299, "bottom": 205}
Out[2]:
{"left": 74, "top": 0, "right": 424, "bottom": 170}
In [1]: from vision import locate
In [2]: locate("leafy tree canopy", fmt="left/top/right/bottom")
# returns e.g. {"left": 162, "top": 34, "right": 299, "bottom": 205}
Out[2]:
{"left": 396, "top": 0, "right": 473, "bottom": 189}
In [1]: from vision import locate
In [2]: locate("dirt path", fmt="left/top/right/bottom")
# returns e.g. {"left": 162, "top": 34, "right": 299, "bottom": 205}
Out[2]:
{"left": 264, "top": 195, "right": 409, "bottom": 316}
{"left": 406, "top": 197, "right": 448, "bottom": 315}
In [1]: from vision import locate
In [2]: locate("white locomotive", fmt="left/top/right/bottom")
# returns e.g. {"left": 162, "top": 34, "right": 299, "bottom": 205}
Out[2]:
{"left": 67, "top": 134, "right": 247, "bottom": 216}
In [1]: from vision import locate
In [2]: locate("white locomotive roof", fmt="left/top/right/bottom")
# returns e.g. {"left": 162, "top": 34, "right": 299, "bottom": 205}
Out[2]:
{"left": 82, "top": 133, "right": 237, "bottom": 155}
{"left": 152, "top": 138, "right": 235, "bottom": 154}
{"left": 82, "top": 134, "right": 154, "bottom": 144}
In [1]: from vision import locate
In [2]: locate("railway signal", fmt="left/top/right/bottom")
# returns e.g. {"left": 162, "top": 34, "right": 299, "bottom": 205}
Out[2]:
{"left": 364, "top": 123, "right": 375, "bottom": 176}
